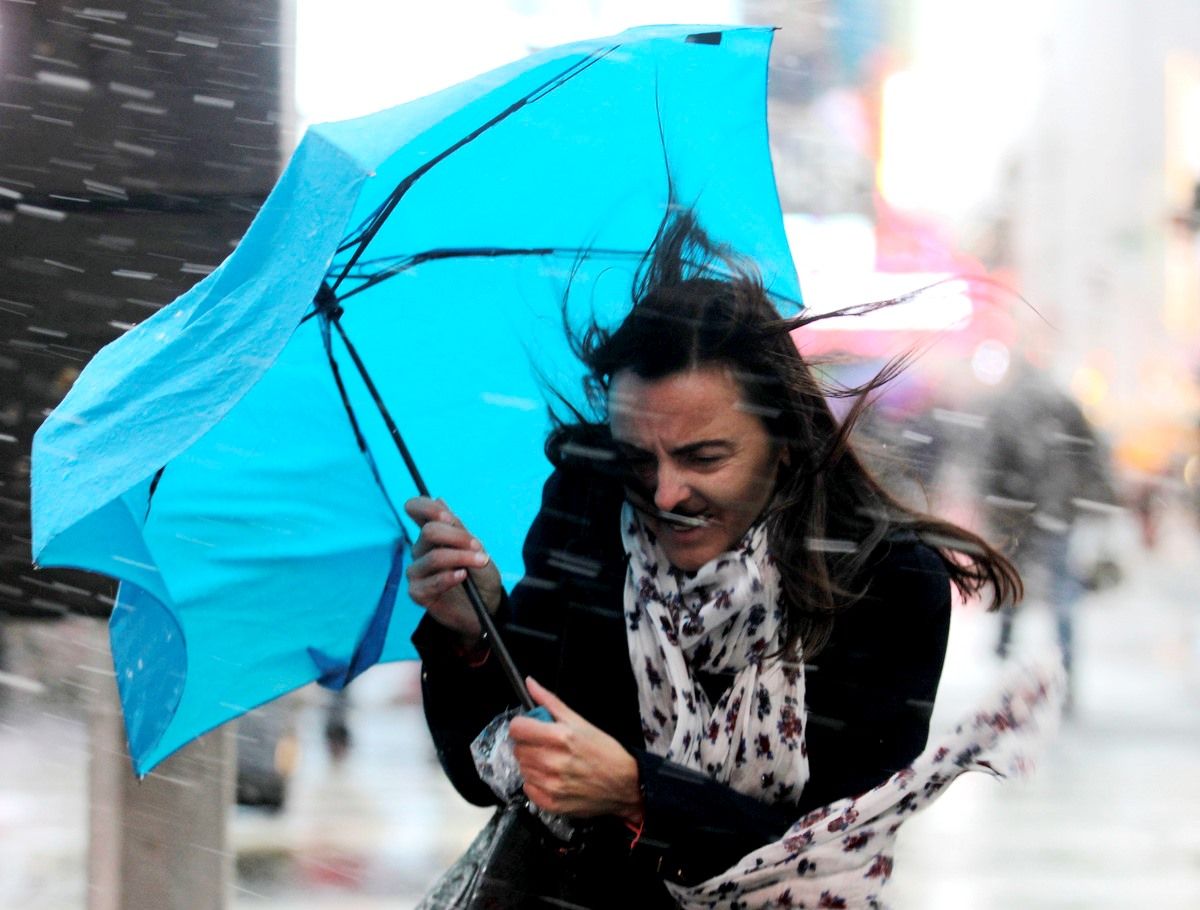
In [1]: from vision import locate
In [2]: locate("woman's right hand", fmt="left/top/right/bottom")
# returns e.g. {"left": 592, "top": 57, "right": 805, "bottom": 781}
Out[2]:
{"left": 404, "top": 497, "right": 503, "bottom": 645}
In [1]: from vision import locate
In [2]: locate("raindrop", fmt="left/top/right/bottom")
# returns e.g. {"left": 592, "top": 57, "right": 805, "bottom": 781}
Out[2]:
{"left": 78, "top": 7, "right": 127, "bottom": 22}
{"left": 35, "top": 71, "right": 93, "bottom": 92}
{"left": 91, "top": 34, "right": 133, "bottom": 48}
{"left": 121, "top": 102, "right": 168, "bottom": 116}
{"left": 16, "top": 202, "right": 66, "bottom": 223}
{"left": 193, "top": 94, "right": 236, "bottom": 110}
{"left": 177, "top": 33, "right": 220, "bottom": 49}
{"left": 48, "top": 157, "right": 96, "bottom": 171}
{"left": 31, "top": 114, "right": 76, "bottom": 128}
{"left": 83, "top": 178, "right": 128, "bottom": 200}
{"left": 109, "top": 82, "right": 155, "bottom": 100}
{"left": 113, "top": 140, "right": 158, "bottom": 158}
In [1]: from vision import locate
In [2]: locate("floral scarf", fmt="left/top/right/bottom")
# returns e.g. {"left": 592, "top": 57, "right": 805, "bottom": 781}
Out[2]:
{"left": 620, "top": 503, "right": 1065, "bottom": 909}
{"left": 670, "top": 660, "right": 1065, "bottom": 909}
{"left": 620, "top": 503, "right": 808, "bottom": 804}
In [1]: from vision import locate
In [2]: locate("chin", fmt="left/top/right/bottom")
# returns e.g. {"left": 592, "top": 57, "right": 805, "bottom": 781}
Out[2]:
{"left": 659, "top": 536, "right": 722, "bottom": 573}
{"left": 663, "top": 552, "right": 705, "bottom": 573}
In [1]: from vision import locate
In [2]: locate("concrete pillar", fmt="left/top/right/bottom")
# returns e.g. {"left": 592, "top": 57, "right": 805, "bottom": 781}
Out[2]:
{"left": 88, "top": 651, "right": 235, "bottom": 910}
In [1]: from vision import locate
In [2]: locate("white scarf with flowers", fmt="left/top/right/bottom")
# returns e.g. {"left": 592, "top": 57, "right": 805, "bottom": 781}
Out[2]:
{"left": 619, "top": 503, "right": 1066, "bottom": 910}
{"left": 620, "top": 503, "right": 808, "bottom": 804}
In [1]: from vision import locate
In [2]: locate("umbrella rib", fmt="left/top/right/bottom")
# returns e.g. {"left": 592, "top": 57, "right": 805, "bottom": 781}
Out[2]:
{"left": 317, "top": 309, "right": 405, "bottom": 528}
{"left": 334, "top": 245, "right": 645, "bottom": 302}
{"left": 329, "top": 45, "right": 620, "bottom": 287}
{"left": 323, "top": 313, "right": 536, "bottom": 710}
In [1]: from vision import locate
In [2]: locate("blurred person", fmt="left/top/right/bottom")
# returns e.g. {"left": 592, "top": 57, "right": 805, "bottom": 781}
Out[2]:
{"left": 406, "top": 215, "right": 1023, "bottom": 907}
{"left": 324, "top": 686, "right": 352, "bottom": 761}
{"left": 982, "top": 348, "right": 1117, "bottom": 713}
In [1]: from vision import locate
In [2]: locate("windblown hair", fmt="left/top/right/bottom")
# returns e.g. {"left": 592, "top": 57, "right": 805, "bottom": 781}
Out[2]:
{"left": 550, "top": 210, "right": 1021, "bottom": 660}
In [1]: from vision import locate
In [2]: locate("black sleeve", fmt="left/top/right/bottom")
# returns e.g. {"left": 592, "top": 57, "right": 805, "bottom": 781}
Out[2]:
{"left": 796, "top": 541, "right": 951, "bottom": 813}
{"left": 632, "top": 750, "right": 796, "bottom": 884}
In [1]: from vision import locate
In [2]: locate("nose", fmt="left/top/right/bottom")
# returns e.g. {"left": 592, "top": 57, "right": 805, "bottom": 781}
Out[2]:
{"left": 652, "top": 462, "right": 689, "bottom": 512}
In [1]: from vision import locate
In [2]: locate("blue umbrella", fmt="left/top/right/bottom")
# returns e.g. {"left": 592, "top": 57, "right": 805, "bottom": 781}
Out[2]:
{"left": 31, "top": 24, "right": 802, "bottom": 775}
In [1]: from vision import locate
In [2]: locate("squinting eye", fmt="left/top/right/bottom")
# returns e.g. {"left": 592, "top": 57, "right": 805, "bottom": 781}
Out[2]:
{"left": 622, "top": 456, "right": 655, "bottom": 477}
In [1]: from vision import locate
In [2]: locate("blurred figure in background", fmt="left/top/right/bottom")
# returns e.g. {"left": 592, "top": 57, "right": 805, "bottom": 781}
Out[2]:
{"left": 984, "top": 348, "right": 1113, "bottom": 710}
{"left": 982, "top": 348, "right": 1118, "bottom": 714}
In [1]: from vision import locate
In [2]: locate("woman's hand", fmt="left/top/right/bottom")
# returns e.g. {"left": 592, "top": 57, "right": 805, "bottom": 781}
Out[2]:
{"left": 404, "top": 497, "right": 503, "bottom": 645}
{"left": 509, "top": 677, "right": 644, "bottom": 824}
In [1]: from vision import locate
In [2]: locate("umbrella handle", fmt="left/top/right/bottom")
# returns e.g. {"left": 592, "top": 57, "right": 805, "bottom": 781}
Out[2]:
{"left": 461, "top": 573, "right": 537, "bottom": 711}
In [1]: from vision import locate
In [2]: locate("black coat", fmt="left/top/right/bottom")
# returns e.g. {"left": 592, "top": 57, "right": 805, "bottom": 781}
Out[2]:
{"left": 415, "top": 460, "right": 951, "bottom": 905}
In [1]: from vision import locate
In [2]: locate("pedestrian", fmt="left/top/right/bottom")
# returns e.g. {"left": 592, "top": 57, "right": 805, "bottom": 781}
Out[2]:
{"left": 406, "top": 213, "right": 1022, "bottom": 907}
{"left": 983, "top": 351, "right": 1118, "bottom": 713}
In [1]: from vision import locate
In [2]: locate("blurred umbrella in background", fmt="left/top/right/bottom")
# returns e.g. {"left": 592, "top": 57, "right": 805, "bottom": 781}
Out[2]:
{"left": 29, "top": 25, "right": 801, "bottom": 775}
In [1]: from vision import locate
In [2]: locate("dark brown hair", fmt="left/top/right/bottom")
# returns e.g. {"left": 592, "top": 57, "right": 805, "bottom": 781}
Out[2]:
{"left": 551, "top": 211, "right": 1021, "bottom": 660}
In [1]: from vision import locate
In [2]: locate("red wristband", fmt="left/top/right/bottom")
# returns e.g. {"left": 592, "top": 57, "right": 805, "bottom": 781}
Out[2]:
{"left": 453, "top": 636, "right": 491, "bottom": 668}
{"left": 624, "top": 816, "right": 645, "bottom": 849}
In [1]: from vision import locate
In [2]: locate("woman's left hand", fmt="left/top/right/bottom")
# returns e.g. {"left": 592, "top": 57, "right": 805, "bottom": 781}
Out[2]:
{"left": 508, "top": 677, "right": 644, "bottom": 825}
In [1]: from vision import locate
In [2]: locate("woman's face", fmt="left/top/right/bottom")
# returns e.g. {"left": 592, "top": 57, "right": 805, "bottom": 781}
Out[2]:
{"left": 609, "top": 365, "right": 785, "bottom": 572}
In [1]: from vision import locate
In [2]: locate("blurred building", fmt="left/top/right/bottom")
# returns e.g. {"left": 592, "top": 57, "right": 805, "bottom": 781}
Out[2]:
{"left": 1007, "top": 0, "right": 1200, "bottom": 486}
{"left": 0, "top": 0, "right": 286, "bottom": 619}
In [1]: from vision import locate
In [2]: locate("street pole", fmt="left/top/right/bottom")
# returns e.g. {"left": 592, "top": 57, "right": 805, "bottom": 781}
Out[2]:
{"left": 88, "top": 645, "right": 235, "bottom": 910}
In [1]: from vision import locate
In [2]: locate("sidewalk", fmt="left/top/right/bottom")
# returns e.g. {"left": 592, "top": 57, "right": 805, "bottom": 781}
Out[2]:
{"left": 888, "top": 508, "right": 1200, "bottom": 908}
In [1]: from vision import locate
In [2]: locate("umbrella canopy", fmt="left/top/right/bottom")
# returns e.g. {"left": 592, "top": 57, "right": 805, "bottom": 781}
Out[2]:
{"left": 31, "top": 24, "right": 802, "bottom": 775}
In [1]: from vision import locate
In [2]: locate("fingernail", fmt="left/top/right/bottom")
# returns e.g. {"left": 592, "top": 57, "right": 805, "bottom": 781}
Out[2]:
{"left": 470, "top": 538, "right": 483, "bottom": 551}
{"left": 439, "top": 512, "right": 453, "bottom": 523}
{"left": 454, "top": 569, "right": 467, "bottom": 580}
{"left": 473, "top": 552, "right": 489, "bottom": 566}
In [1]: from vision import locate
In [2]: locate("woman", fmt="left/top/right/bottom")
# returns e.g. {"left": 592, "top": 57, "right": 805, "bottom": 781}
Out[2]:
{"left": 406, "top": 214, "right": 1021, "bottom": 907}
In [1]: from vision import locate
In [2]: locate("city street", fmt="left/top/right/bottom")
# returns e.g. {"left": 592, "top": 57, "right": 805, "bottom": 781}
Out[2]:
{"left": 5, "top": 3, "right": 1200, "bottom": 909}
{"left": 3, "top": 509, "right": 1197, "bottom": 909}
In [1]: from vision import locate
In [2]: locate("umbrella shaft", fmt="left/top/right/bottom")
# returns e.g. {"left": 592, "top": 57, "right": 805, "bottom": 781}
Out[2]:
{"left": 462, "top": 574, "right": 535, "bottom": 711}
{"left": 324, "top": 315, "right": 534, "bottom": 711}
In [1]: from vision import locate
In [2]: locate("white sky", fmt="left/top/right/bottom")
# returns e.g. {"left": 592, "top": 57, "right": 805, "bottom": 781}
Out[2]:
{"left": 293, "top": 0, "right": 741, "bottom": 129}
{"left": 880, "top": 0, "right": 1051, "bottom": 220}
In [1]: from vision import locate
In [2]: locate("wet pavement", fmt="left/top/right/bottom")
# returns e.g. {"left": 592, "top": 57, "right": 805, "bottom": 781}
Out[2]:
{"left": 3, "top": 510, "right": 1198, "bottom": 909}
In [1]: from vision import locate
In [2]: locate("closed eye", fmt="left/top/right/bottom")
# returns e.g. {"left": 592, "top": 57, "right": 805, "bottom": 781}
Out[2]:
{"left": 680, "top": 446, "right": 731, "bottom": 468}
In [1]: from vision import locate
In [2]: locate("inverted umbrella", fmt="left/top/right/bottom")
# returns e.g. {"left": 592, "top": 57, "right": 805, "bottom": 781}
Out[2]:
{"left": 31, "top": 24, "right": 802, "bottom": 775}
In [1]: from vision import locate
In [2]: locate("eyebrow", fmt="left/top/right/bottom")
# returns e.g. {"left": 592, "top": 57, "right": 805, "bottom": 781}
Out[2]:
{"left": 615, "top": 439, "right": 734, "bottom": 458}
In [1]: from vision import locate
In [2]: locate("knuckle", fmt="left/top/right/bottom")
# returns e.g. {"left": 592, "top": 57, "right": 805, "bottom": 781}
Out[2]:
{"left": 425, "top": 550, "right": 452, "bottom": 570}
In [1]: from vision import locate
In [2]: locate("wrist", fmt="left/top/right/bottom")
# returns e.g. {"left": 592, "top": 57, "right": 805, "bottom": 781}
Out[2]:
{"left": 451, "top": 633, "right": 490, "bottom": 667}
{"left": 617, "top": 755, "right": 644, "bottom": 826}
{"left": 621, "top": 799, "right": 645, "bottom": 828}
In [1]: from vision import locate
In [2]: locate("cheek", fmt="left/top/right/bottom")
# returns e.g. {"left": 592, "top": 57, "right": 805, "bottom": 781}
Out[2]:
{"left": 732, "top": 458, "right": 782, "bottom": 509}
{"left": 700, "top": 467, "right": 774, "bottom": 513}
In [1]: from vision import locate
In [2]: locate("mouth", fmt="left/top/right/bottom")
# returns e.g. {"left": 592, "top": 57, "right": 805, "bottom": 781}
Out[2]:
{"left": 655, "top": 510, "right": 712, "bottom": 532}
